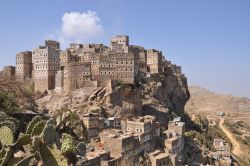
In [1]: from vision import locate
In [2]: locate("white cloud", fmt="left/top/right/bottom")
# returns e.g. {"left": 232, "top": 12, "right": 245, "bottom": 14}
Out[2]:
{"left": 51, "top": 11, "right": 104, "bottom": 46}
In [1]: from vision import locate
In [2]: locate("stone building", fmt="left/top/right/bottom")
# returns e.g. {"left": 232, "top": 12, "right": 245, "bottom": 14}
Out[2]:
{"left": 148, "top": 150, "right": 171, "bottom": 166}
{"left": 13, "top": 35, "right": 181, "bottom": 93}
{"left": 168, "top": 117, "right": 185, "bottom": 136}
{"left": 82, "top": 44, "right": 108, "bottom": 53}
{"left": 55, "top": 69, "right": 64, "bottom": 90}
{"left": 146, "top": 49, "right": 163, "bottom": 75}
{"left": 32, "top": 40, "right": 60, "bottom": 92}
{"left": 171, "top": 65, "right": 182, "bottom": 76}
{"left": 104, "top": 117, "right": 121, "bottom": 128}
{"left": 163, "top": 118, "right": 185, "bottom": 166}
{"left": 114, "top": 52, "right": 135, "bottom": 84}
{"left": 59, "top": 50, "right": 77, "bottom": 67}
{"left": 1, "top": 66, "right": 15, "bottom": 78}
{"left": 15, "top": 51, "right": 32, "bottom": 81}
{"left": 212, "top": 139, "right": 232, "bottom": 166}
{"left": 111, "top": 35, "right": 129, "bottom": 53}
{"left": 63, "top": 62, "right": 91, "bottom": 92}
{"left": 82, "top": 113, "right": 104, "bottom": 139}
{"left": 121, "top": 115, "right": 160, "bottom": 152}
{"left": 99, "top": 53, "right": 115, "bottom": 81}
{"left": 97, "top": 129, "right": 136, "bottom": 165}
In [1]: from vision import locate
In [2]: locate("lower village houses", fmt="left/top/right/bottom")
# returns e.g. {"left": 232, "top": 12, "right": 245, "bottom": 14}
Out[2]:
{"left": 0, "top": 35, "right": 234, "bottom": 166}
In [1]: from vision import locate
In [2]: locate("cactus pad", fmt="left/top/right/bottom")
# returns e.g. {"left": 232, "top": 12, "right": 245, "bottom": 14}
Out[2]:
{"left": 31, "top": 136, "right": 41, "bottom": 153}
{"left": 0, "top": 147, "right": 13, "bottom": 166}
{"left": 16, "top": 154, "right": 35, "bottom": 166}
{"left": 0, "top": 126, "right": 14, "bottom": 146}
{"left": 42, "top": 125, "right": 56, "bottom": 145}
{"left": 31, "top": 120, "right": 46, "bottom": 136}
{"left": 39, "top": 144, "right": 68, "bottom": 166}
{"left": 26, "top": 116, "right": 41, "bottom": 134}
{"left": 15, "top": 133, "right": 32, "bottom": 147}
{"left": 61, "top": 134, "right": 76, "bottom": 155}
{"left": 46, "top": 118, "right": 57, "bottom": 127}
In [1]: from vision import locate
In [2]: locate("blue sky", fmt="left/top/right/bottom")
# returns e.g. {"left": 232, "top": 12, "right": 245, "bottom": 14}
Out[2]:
{"left": 0, "top": 0, "right": 250, "bottom": 98}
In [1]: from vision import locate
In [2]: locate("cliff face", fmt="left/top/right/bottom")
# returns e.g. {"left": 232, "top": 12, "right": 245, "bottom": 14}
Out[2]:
{"left": 36, "top": 74, "right": 189, "bottom": 124}
{"left": 142, "top": 74, "right": 190, "bottom": 126}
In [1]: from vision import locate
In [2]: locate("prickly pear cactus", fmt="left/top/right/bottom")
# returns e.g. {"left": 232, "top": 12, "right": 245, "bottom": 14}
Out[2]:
{"left": 0, "top": 126, "right": 14, "bottom": 146}
{"left": 15, "top": 133, "right": 31, "bottom": 147}
{"left": 39, "top": 144, "right": 68, "bottom": 166}
{"left": 46, "top": 118, "right": 57, "bottom": 127}
{"left": 61, "top": 134, "right": 76, "bottom": 155}
{"left": 16, "top": 154, "right": 35, "bottom": 166}
{"left": 0, "top": 148, "right": 6, "bottom": 158}
{"left": 42, "top": 125, "right": 56, "bottom": 145}
{"left": 0, "top": 119, "right": 19, "bottom": 136}
{"left": 0, "top": 147, "right": 13, "bottom": 166}
{"left": 31, "top": 120, "right": 46, "bottom": 136}
{"left": 76, "top": 142, "right": 86, "bottom": 156}
{"left": 26, "top": 116, "right": 41, "bottom": 134}
{"left": 31, "top": 136, "right": 41, "bottom": 153}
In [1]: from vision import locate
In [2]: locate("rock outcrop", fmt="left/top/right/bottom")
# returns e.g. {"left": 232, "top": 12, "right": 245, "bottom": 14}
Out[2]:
{"left": 36, "top": 74, "right": 189, "bottom": 125}
{"left": 142, "top": 74, "right": 190, "bottom": 126}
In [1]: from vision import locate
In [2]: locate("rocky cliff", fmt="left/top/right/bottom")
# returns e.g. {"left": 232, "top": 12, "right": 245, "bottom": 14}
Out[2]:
{"left": 142, "top": 74, "right": 190, "bottom": 126}
{"left": 36, "top": 72, "right": 189, "bottom": 129}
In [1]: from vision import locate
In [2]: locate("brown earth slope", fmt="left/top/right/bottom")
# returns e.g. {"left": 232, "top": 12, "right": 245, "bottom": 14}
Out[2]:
{"left": 185, "top": 86, "right": 250, "bottom": 164}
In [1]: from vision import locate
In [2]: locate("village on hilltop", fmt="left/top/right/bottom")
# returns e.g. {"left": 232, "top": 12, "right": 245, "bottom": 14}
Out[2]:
{"left": 2, "top": 35, "right": 182, "bottom": 93}
{"left": 0, "top": 36, "right": 234, "bottom": 166}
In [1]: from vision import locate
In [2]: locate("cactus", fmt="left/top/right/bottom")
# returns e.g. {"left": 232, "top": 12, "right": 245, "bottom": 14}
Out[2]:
{"left": 26, "top": 116, "right": 41, "bottom": 134}
{"left": 16, "top": 154, "right": 35, "bottom": 166}
{"left": 46, "top": 118, "right": 57, "bottom": 127}
{"left": 31, "top": 120, "right": 46, "bottom": 136}
{"left": 0, "top": 126, "right": 14, "bottom": 146}
{"left": 0, "top": 118, "right": 19, "bottom": 136}
{"left": 61, "top": 134, "right": 76, "bottom": 156}
{"left": 0, "top": 147, "right": 13, "bottom": 166}
{"left": 0, "top": 115, "right": 82, "bottom": 166}
{"left": 6, "top": 157, "right": 22, "bottom": 166}
{"left": 15, "top": 133, "right": 31, "bottom": 147}
{"left": 76, "top": 142, "right": 86, "bottom": 156}
{"left": 39, "top": 144, "right": 68, "bottom": 166}
{"left": 31, "top": 136, "right": 41, "bottom": 153}
{"left": 42, "top": 125, "right": 56, "bottom": 145}
{"left": 0, "top": 148, "right": 6, "bottom": 159}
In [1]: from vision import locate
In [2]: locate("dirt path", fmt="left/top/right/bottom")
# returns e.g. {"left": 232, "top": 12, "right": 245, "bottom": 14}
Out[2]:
{"left": 219, "top": 118, "right": 242, "bottom": 156}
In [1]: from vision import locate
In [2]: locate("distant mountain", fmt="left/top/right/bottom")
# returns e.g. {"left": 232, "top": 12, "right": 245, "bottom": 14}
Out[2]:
{"left": 185, "top": 86, "right": 250, "bottom": 119}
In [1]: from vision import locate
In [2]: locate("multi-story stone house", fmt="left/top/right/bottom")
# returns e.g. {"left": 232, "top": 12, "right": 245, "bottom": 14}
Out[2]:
{"left": 82, "top": 44, "right": 108, "bottom": 53}
{"left": 171, "top": 64, "right": 182, "bottom": 76}
{"left": 104, "top": 117, "right": 121, "bottom": 128}
{"left": 99, "top": 53, "right": 115, "bottom": 81}
{"left": 114, "top": 52, "right": 135, "bottom": 84}
{"left": 163, "top": 117, "right": 185, "bottom": 166}
{"left": 148, "top": 150, "right": 171, "bottom": 166}
{"left": 82, "top": 113, "right": 104, "bottom": 140}
{"left": 121, "top": 115, "right": 160, "bottom": 153}
{"left": 97, "top": 129, "right": 136, "bottom": 165}
{"left": 146, "top": 49, "right": 163, "bottom": 75}
{"left": 111, "top": 35, "right": 129, "bottom": 53}
{"left": 59, "top": 49, "right": 78, "bottom": 67}
{"left": 63, "top": 62, "right": 91, "bottom": 92}
{"left": 32, "top": 40, "right": 60, "bottom": 92}
{"left": 15, "top": 51, "right": 32, "bottom": 81}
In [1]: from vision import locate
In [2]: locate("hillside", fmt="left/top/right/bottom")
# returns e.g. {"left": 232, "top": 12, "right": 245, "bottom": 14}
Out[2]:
{"left": 185, "top": 86, "right": 250, "bottom": 119}
{"left": 185, "top": 86, "right": 250, "bottom": 165}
